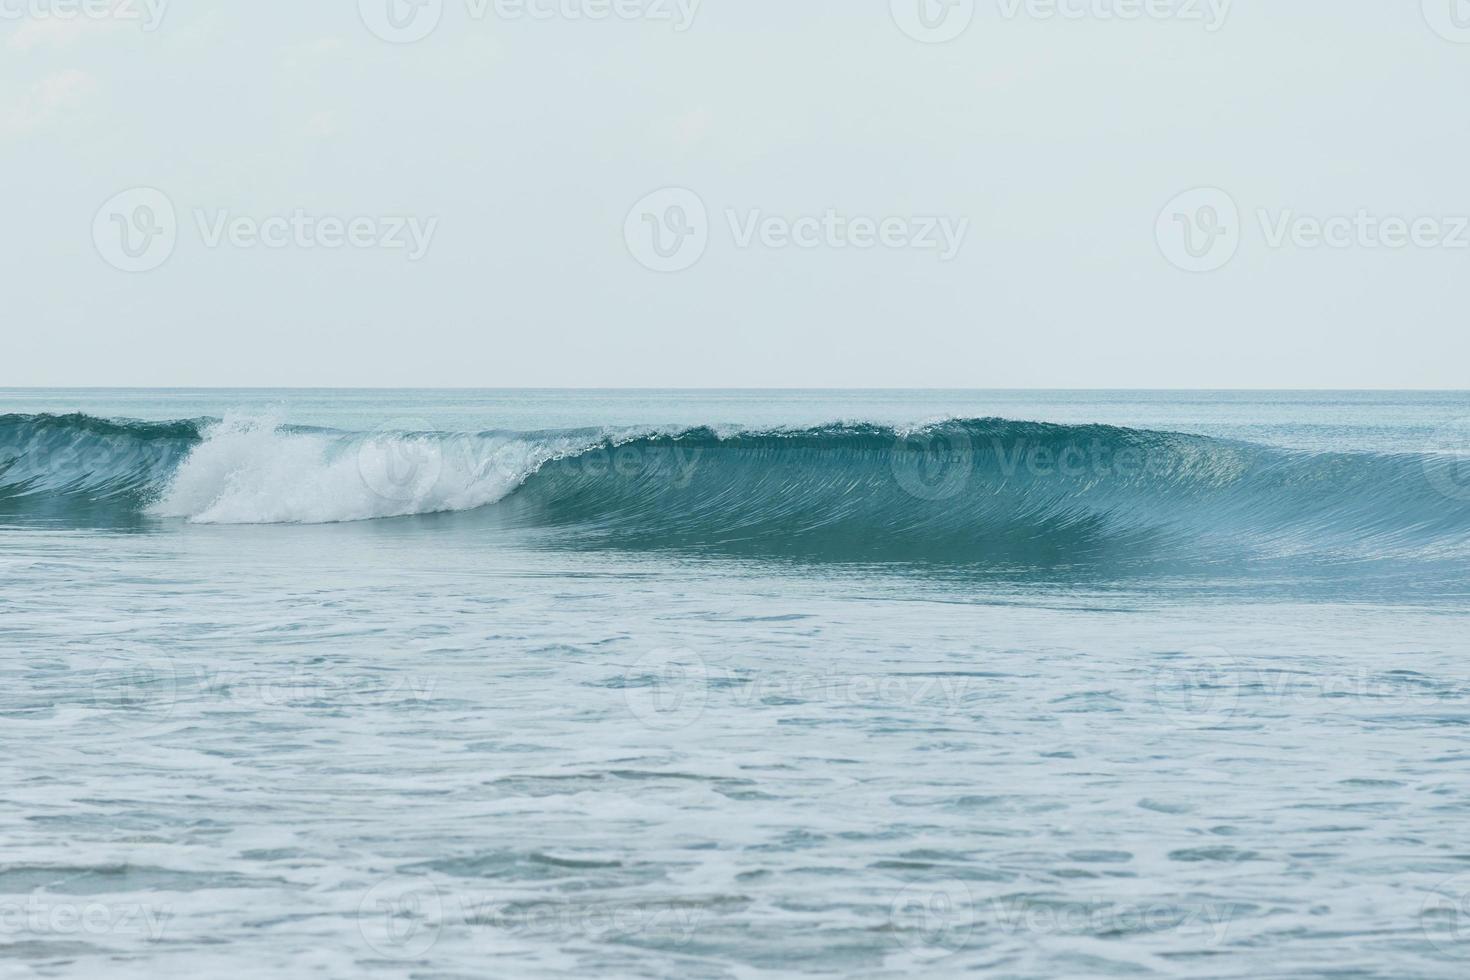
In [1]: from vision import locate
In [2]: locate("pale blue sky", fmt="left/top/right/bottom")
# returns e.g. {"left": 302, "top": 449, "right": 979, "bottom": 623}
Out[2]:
{"left": 3, "top": 1, "right": 1467, "bottom": 387}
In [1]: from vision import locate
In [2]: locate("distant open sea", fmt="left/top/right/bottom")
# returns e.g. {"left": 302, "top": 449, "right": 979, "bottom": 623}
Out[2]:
{"left": 3, "top": 389, "right": 1470, "bottom": 978}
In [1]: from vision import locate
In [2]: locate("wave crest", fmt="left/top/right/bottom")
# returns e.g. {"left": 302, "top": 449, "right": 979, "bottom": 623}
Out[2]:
{"left": 4, "top": 413, "right": 1470, "bottom": 570}
{"left": 148, "top": 417, "right": 599, "bottom": 525}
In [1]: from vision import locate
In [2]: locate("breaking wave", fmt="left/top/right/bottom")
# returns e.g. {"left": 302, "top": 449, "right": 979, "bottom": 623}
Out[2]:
{"left": 3, "top": 413, "right": 1469, "bottom": 569}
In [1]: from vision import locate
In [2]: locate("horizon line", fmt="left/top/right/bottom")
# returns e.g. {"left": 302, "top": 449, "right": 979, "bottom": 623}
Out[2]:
{"left": 5, "top": 386, "right": 1470, "bottom": 393}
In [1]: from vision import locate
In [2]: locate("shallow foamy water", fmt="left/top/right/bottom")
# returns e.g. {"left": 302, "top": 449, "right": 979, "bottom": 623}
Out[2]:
{"left": 3, "top": 390, "right": 1470, "bottom": 977}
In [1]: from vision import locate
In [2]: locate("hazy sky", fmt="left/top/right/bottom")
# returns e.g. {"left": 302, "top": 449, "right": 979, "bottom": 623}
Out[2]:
{"left": 4, "top": 1, "right": 1467, "bottom": 387}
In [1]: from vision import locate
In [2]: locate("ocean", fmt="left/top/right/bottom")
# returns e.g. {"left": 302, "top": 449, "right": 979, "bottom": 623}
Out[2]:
{"left": 3, "top": 389, "right": 1469, "bottom": 978}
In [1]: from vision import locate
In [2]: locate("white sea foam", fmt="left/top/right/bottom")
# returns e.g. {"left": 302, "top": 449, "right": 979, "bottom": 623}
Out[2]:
{"left": 148, "top": 416, "right": 582, "bottom": 525}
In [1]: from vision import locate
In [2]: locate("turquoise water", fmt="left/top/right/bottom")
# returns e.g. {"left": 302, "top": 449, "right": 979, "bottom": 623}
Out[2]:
{"left": 3, "top": 390, "right": 1470, "bottom": 977}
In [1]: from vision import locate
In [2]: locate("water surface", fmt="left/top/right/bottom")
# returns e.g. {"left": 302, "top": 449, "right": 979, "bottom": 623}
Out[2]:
{"left": 3, "top": 390, "right": 1469, "bottom": 978}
